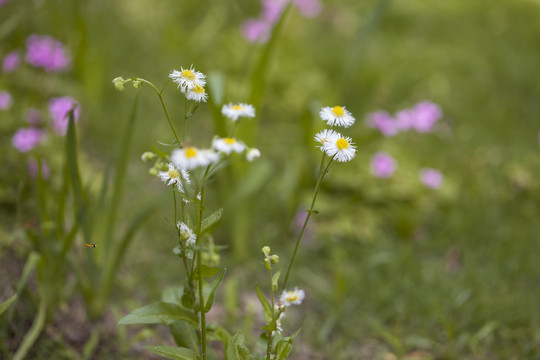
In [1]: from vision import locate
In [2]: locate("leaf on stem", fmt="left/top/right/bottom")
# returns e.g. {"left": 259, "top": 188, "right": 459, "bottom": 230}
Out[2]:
{"left": 255, "top": 284, "right": 272, "bottom": 324}
{"left": 118, "top": 301, "right": 196, "bottom": 326}
{"left": 202, "top": 268, "right": 226, "bottom": 313}
{"left": 227, "top": 333, "right": 252, "bottom": 360}
{"left": 144, "top": 345, "right": 197, "bottom": 360}
{"left": 169, "top": 320, "right": 200, "bottom": 355}
{"left": 201, "top": 208, "right": 224, "bottom": 235}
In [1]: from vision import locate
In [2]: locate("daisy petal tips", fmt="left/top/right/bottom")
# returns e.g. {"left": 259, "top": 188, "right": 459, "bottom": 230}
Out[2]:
{"left": 212, "top": 137, "right": 246, "bottom": 155}
{"left": 171, "top": 147, "right": 219, "bottom": 170}
{"left": 320, "top": 106, "right": 356, "bottom": 128}
{"left": 314, "top": 129, "right": 339, "bottom": 150}
{"left": 323, "top": 132, "right": 357, "bottom": 162}
{"left": 158, "top": 163, "right": 190, "bottom": 192}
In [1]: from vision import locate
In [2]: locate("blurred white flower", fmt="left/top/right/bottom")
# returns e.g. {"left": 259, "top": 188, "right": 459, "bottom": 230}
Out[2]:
{"left": 246, "top": 148, "right": 261, "bottom": 162}
{"left": 221, "top": 103, "right": 256, "bottom": 121}
{"left": 320, "top": 106, "right": 355, "bottom": 128}
{"left": 177, "top": 221, "right": 197, "bottom": 245}
{"left": 314, "top": 129, "right": 338, "bottom": 150}
{"left": 212, "top": 137, "right": 246, "bottom": 154}
{"left": 185, "top": 84, "right": 208, "bottom": 102}
{"left": 280, "top": 287, "right": 305, "bottom": 307}
{"left": 171, "top": 147, "right": 219, "bottom": 170}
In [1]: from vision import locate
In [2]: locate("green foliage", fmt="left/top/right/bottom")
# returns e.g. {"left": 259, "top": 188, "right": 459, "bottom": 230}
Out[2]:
{"left": 144, "top": 345, "right": 197, "bottom": 360}
{"left": 118, "top": 301, "right": 196, "bottom": 326}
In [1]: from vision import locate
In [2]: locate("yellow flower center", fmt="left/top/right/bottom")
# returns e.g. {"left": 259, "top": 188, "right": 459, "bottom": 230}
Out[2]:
{"left": 185, "top": 147, "right": 197, "bottom": 158}
{"left": 224, "top": 138, "right": 236, "bottom": 145}
{"left": 336, "top": 138, "right": 349, "bottom": 150}
{"left": 192, "top": 85, "right": 205, "bottom": 94}
{"left": 332, "top": 106, "right": 345, "bottom": 116}
{"left": 285, "top": 292, "right": 298, "bottom": 302}
{"left": 233, "top": 105, "right": 243, "bottom": 110}
{"left": 168, "top": 169, "right": 180, "bottom": 179}
{"left": 181, "top": 69, "right": 196, "bottom": 81}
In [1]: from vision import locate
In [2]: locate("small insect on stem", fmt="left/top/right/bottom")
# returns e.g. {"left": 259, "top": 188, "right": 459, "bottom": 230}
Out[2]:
{"left": 85, "top": 243, "right": 97, "bottom": 248}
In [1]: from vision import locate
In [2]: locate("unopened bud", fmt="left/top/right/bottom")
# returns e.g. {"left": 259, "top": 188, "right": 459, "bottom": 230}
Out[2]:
{"left": 148, "top": 168, "right": 159, "bottom": 176}
{"left": 132, "top": 79, "right": 142, "bottom": 88}
{"left": 262, "top": 246, "right": 271, "bottom": 256}
{"left": 112, "top": 77, "right": 126, "bottom": 91}
{"left": 246, "top": 148, "right": 261, "bottom": 162}
{"left": 270, "top": 255, "right": 279, "bottom": 264}
{"left": 141, "top": 151, "right": 157, "bottom": 162}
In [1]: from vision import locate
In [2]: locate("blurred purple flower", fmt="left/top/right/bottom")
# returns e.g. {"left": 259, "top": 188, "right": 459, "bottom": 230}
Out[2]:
{"left": 25, "top": 35, "right": 71, "bottom": 72}
{"left": 0, "top": 90, "right": 13, "bottom": 110}
{"left": 28, "top": 157, "right": 50, "bottom": 179}
{"left": 242, "top": 19, "right": 272, "bottom": 43}
{"left": 394, "top": 109, "right": 414, "bottom": 131}
{"left": 371, "top": 152, "right": 397, "bottom": 178}
{"left": 0, "top": 0, "right": 10, "bottom": 7}
{"left": 12, "top": 128, "right": 45, "bottom": 153}
{"left": 419, "top": 168, "right": 443, "bottom": 189}
{"left": 48, "top": 96, "right": 80, "bottom": 136}
{"left": 262, "top": 0, "right": 286, "bottom": 23}
{"left": 411, "top": 101, "right": 442, "bottom": 133}
{"left": 26, "top": 108, "right": 42, "bottom": 125}
{"left": 366, "top": 111, "right": 398, "bottom": 136}
{"left": 294, "top": 0, "right": 322, "bottom": 18}
{"left": 2, "top": 50, "right": 21, "bottom": 73}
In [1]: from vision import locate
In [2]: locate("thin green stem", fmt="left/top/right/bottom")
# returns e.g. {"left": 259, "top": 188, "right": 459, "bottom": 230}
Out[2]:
{"left": 183, "top": 98, "right": 188, "bottom": 142}
{"left": 136, "top": 78, "right": 181, "bottom": 145}
{"left": 195, "top": 165, "right": 211, "bottom": 360}
{"left": 281, "top": 155, "right": 333, "bottom": 292}
{"left": 266, "top": 263, "right": 275, "bottom": 360}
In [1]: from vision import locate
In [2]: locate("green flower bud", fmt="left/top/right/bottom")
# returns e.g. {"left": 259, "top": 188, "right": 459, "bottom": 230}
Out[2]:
{"left": 270, "top": 255, "right": 279, "bottom": 264}
{"left": 141, "top": 151, "right": 157, "bottom": 162}
{"left": 262, "top": 246, "right": 271, "bottom": 256}
{"left": 132, "top": 79, "right": 142, "bottom": 88}
{"left": 112, "top": 77, "right": 126, "bottom": 91}
{"left": 148, "top": 168, "right": 159, "bottom": 176}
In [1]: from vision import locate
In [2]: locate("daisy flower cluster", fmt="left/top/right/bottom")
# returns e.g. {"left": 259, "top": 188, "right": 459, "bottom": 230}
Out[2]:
{"left": 315, "top": 105, "right": 357, "bottom": 162}
{"left": 366, "top": 100, "right": 443, "bottom": 136}
{"left": 169, "top": 65, "right": 208, "bottom": 103}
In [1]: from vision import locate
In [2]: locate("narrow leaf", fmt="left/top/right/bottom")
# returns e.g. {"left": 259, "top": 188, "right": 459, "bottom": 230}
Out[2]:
{"left": 169, "top": 320, "right": 200, "bottom": 355}
{"left": 255, "top": 285, "right": 272, "bottom": 324}
{"left": 272, "top": 271, "right": 281, "bottom": 292}
{"left": 0, "top": 294, "right": 17, "bottom": 316}
{"left": 118, "top": 302, "right": 195, "bottom": 325}
{"left": 144, "top": 345, "right": 197, "bottom": 360}
{"left": 203, "top": 268, "right": 226, "bottom": 313}
{"left": 201, "top": 208, "right": 224, "bottom": 235}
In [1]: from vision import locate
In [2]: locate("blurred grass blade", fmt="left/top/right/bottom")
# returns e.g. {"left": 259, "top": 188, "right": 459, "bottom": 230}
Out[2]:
{"left": 103, "top": 93, "right": 140, "bottom": 253}
{"left": 56, "top": 163, "right": 70, "bottom": 240}
{"left": 0, "top": 294, "right": 17, "bottom": 317}
{"left": 66, "top": 108, "right": 90, "bottom": 242}
{"left": 12, "top": 299, "right": 47, "bottom": 360}
{"left": 35, "top": 155, "right": 49, "bottom": 223}
{"left": 207, "top": 71, "right": 227, "bottom": 137}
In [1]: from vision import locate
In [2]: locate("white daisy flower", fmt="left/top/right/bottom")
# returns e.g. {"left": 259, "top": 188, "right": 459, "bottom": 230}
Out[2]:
{"left": 319, "top": 106, "right": 356, "bottom": 128}
{"left": 246, "top": 148, "right": 261, "bottom": 162}
{"left": 185, "top": 84, "right": 208, "bottom": 103}
{"left": 212, "top": 137, "right": 246, "bottom": 154}
{"left": 323, "top": 133, "right": 356, "bottom": 162}
{"left": 221, "top": 103, "right": 256, "bottom": 122}
{"left": 169, "top": 65, "right": 206, "bottom": 92}
{"left": 280, "top": 287, "right": 305, "bottom": 307}
{"left": 177, "top": 221, "right": 197, "bottom": 245}
{"left": 171, "top": 146, "right": 219, "bottom": 170}
{"left": 314, "top": 129, "right": 339, "bottom": 150}
{"left": 273, "top": 311, "right": 286, "bottom": 336}
{"left": 158, "top": 163, "right": 190, "bottom": 191}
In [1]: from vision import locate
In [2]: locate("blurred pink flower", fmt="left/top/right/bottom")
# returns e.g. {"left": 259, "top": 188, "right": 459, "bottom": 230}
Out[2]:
{"left": 411, "top": 101, "right": 442, "bottom": 133}
{"left": 0, "top": 0, "right": 10, "bottom": 7}
{"left": 12, "top": 128, "right": 45, "bottom": 153}
{"left": 48, "top": 96, "right": 80, "bottom": 136}
{"left": 2, "top": 50, "right": 21, "bottom": 73}
{"left": 371, "top": 152, "right": 397, "bottom": 178}
{"left": 394, "top": 109, "right": 414, "bottom": 131}
{"left": 419, "top": 168, "right": 443, "bottom": 189}
{"left": 366, "top": 111, "right": 398, "bottom": 136}
{"left": 28, "top": 158, "right": 50, "bottom": 179}
{"left": 294, "top": 0, "right": 322, "bottom": 18}
{"left": 0, "top": 90, "right": 13, "bottom": 110}
{"left": 242, "top": 19, "right": 272, "bottom": 43}
{"left": 26, "top": 108, "right": 42, "bottom": 125}
{"left": 26, "top": 35, "right": 71, "bottom": 72}
{"left": 262, "top": 0, "right": 286, "bottom": 23}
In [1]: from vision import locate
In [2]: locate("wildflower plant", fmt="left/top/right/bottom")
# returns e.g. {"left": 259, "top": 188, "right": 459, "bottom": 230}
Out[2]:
{"left": 115, "top": 62, "right": 359, "bottom": 359}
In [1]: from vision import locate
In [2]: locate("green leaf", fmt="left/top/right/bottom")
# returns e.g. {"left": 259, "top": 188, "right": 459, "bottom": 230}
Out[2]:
{"left": 203, "top": 268, "right": 226, "bottom": 313}
{"left": 272, "top": 271, "right": 281, "bottom": 292}
{"left": 118, "top": 302, "right": 195, "bottom": 326}
{"left": 162, "top": 286, "right": 185, "bottom": 307}
{"left": 144, "top": 345, "right": 197, "bottom": 360}
{"left": 255, "top": 285, "right": 272, "bottom": 324}
{"left": 12, "top": 300, "right": 47, "bottom": 360}
{"left": 0, "top": 294, "right": 17, "bottom": 316}
{"left": 201, "top": 208, "right": 224, "bottom": 235}
{"left": 275, "top": 329, "right": 301, "bottom": 360}
{"left": 194, "top": 265, "right": 221, "bottom": 279}
{"left": 169, "top": 320, "right": 200, "bottom": 355}
{"left": 227, "top": 333, "right": 252, "bottom": 360}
